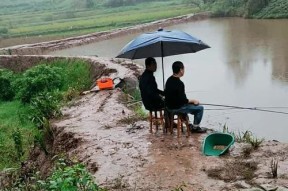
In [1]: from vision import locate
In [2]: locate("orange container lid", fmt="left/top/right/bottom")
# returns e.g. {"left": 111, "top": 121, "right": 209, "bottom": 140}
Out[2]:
{"left": 96, "top": 78, "right": 114, "bottom": 90}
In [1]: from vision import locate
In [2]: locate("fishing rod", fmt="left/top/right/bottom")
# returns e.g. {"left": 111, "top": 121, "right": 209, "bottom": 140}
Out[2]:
{"left": 121, "top": 99, "right": 288, "bottom": 114}
{"left": 201, "top": 103, "right": 288, "bottom": 115}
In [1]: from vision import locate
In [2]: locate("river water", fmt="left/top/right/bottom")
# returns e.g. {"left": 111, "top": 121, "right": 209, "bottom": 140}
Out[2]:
{"left": 51, "top": 18, "right": 288, "bottom": 142}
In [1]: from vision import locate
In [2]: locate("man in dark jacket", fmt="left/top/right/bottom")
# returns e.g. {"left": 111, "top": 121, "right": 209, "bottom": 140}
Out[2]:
{"left": 165, "top": 61, "right": 206, "bottom": 133}
{"left": 139, "top": 57, "right": 164, "bottom": 110}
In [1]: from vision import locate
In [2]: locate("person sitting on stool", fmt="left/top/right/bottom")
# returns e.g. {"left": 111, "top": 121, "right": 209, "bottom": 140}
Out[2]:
{"left": 164, "top": 61, "right": 206, "bottom": 133}
{"left": 139, "top": 57, "right": 164, "bottom": 110}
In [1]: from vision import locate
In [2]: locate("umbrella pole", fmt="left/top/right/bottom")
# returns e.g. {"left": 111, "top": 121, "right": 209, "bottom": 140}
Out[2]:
{"left": 161, "top": 56, "right": 164, "bottom": 90}
{"left": 161, "top": 42, "right": 165, "bottom": 90}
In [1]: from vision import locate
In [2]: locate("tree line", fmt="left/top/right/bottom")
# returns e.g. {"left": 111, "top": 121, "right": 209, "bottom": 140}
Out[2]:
{"left": 184, "top": 0, "right": 281, "bottom": 17}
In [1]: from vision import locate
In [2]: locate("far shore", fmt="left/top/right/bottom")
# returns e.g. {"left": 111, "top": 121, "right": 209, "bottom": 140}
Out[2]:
{"left": 0, "top": 12, "right": 211, "bottom": 56}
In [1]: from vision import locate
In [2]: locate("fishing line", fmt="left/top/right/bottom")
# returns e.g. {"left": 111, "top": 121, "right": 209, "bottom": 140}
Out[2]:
{"left": 254, "top": 106, "right": 288, "bottom": 109}
{"left": 121, "top": 100, "right": 288, "bottom": 114}
{"left": 202, "top": 103, "right": 288, "bottom": 115}
{"left": 205, "top": 108, "right": 239, "bottom": 111}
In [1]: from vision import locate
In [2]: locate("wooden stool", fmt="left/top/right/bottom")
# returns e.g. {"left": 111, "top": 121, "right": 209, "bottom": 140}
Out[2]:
{"left": 149, "top": 109, "right": 164, "bottom": 133}
{"left": 168, "top": 111, "right": 190, "bottom": 138}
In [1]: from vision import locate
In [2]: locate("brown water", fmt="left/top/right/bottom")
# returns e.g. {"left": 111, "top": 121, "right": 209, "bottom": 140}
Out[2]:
{"left": 51, "top": 18, "right": 288, "bottom": 142}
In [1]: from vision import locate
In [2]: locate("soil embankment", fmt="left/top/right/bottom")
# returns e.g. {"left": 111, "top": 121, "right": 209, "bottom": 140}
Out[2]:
{"left": 0, "top": 12, "right": 210, "bottom": 56}
{"left": 1, "top": 55, "right": 288, "bottom": 190}
{"left": 54, "top": 91, "right": 288, "bottom": 191}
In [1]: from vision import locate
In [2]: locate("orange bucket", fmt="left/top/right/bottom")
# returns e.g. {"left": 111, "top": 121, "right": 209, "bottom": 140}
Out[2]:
{"left": 96, "top": 78, "right": 114, "bottom": 90}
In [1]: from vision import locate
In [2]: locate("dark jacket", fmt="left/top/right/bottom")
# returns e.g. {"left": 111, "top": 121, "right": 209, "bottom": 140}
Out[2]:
{"left": 164, "top": 75, "right": 188, "bottom": 109}
{"left": 139, "top": 69, "right": 164, "bottom": 110}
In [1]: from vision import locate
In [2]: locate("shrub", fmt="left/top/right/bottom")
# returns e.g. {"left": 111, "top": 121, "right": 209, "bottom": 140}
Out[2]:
{"left": 1, "top": 158, "right": 105, "bottom": 191}
{"left": 0, "top": 27, "right": 8, "bottom": 34}
{"left": 0, "top": 77, "right": 15, "bottom": 101}
{"left": 39, "top": 158, "right": 105, "bottom": 191}
{"left": 15, "top": 64, "right": 63, "bottom": 103}
{"left": 0, "top": 69, "right": 15, "bottom": 101}
{"left": 12, "top": 128, "right": 24, "bottom": 160}
{"left": 246, "top": 0, "right": 269, "bottom": 16}
{"left": 28, "top": 91, "right": 62, "bottom": 128}
{"left": 50, "top": 59, "right": 92, "bottom": 92}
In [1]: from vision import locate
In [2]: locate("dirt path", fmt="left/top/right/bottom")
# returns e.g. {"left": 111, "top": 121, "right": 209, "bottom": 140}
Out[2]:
{"left": 53, "top": 88, "right": 221, "bottom": 190}
{"left": 50, "top": 58, "right": 288, "bottom": 191}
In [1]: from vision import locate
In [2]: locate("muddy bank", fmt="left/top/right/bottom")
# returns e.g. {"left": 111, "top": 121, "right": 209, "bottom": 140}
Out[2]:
{"left": 1, "top": 55, "right": 288, "bottom": 190}
{"left": 0, "top": 12, "right": 210, "bottom": 56}
{"left": 52, "top": 85, "right": 288, "bottom": 191}
{"left": 44, "top": 58, "right": 288, "bottom": 190}
{"left": 0, "top": 55, "right": 142, "bottom": 188}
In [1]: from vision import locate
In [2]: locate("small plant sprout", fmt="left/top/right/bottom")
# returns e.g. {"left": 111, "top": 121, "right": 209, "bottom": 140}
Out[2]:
{"left": 171, "top": 182, "right": 187, "bottom": 191}
{"left": 247, "top": 136, "right": 264, "bottom": 149}
{"left": 12, "top": 128, "right": 24, "bottom": 160}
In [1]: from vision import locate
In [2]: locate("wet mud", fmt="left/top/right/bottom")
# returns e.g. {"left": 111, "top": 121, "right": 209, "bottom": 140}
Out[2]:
{"left": 1, "top": 55, "right": 287, "bottom": 190}
{"left": 52, "top": 60, "right": 288, "bottom": 191}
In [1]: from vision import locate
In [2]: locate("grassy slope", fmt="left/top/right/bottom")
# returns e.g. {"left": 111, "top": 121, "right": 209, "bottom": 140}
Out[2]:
{"left": 0, "top": 59, "right": 92, "bottom": 170}
{"left": 0, "top": 101, "right": 36, "bottom": 169}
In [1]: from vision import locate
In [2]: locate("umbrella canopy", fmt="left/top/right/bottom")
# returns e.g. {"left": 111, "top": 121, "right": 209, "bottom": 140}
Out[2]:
{"left": 116, "top": 29, "right": 210, "bottom": 87}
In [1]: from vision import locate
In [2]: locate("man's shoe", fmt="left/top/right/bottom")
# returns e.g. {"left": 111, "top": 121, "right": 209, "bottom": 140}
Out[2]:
{"left": 190, "top": 125, "right": 207, "bottom": 133}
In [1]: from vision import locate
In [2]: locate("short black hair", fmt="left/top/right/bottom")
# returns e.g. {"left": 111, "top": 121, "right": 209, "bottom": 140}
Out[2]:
{"left": 145, "top": 57, "right": 156, "bottom": 68}
{"left": 172, "top": 61, "right": 184, "bottom": 74}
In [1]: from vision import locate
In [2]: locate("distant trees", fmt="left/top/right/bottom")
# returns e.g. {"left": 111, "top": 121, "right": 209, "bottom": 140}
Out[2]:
{"left": 105, "top": 0, "right": 135, "bottom": 7}
{"left": 0, "top": 27, "right": 8, "bottom": 34}
{"left": 185, "top": 0, "right": 271, "bottom": 17}
{"left": 183, "top": 0, "right": 219, "bottom": 8}
{"left": 184, "top": 0, "right": 215, "bottom": 5}
{"left": 203, "top": 0, "right": 216, "bottom": 3}
{"left": 104, "top": 0, "right": 154, "bottom": 7}
{"left": 182, "top": 0, "right": 203, "bottom": 8}
{"left": 86, "top": 0, "right": 95, "bottom": 8}
{"left": 246, "top": 0, "right": 270, "bottom": 16}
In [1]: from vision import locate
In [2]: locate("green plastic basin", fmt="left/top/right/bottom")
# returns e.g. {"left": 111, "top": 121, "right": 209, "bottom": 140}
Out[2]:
{"left": 202, "top": 132, "right": 235, "bottom": 156}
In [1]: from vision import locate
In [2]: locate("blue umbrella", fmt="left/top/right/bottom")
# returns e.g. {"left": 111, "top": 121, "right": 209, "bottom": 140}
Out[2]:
{"left": 116, "top": 29, "right": 210, "bottom": 87}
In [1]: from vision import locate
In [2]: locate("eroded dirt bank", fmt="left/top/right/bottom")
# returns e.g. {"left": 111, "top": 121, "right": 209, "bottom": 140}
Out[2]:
{"left": 48, "top": 58, "right": 288, "bottom": 190}
{"left": 1, "top": 56, "right": 288, "bottom": 190}
{"left": 0, "top": 12, "right": 210, "bottom": 56}
{"left": 54, "top": 91, "right": 288, "bottom": 191}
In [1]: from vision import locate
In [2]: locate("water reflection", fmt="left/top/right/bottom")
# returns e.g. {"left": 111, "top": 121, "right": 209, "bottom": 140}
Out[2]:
{"left": 220, "top": 18, "right": 288, "bottom": 85}
{"left": 50, "top": 18, "right": 288, "bottom": 142}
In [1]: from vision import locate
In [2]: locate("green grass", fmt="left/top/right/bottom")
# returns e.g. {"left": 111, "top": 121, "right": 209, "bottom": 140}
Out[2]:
{"left": 10, "top": 6, "right": 195, "bottom": 36}
{"left": 0, "top": 0, "right": 199, "bottom": 47}
{"left": 50, "top": 59, "right": 92, "bottom": 92}
{"left": 0, "top": 101, "right": 36, "bottom": 169}
{"left": 0, "top": 59, "right": 93, "bottom": 170}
